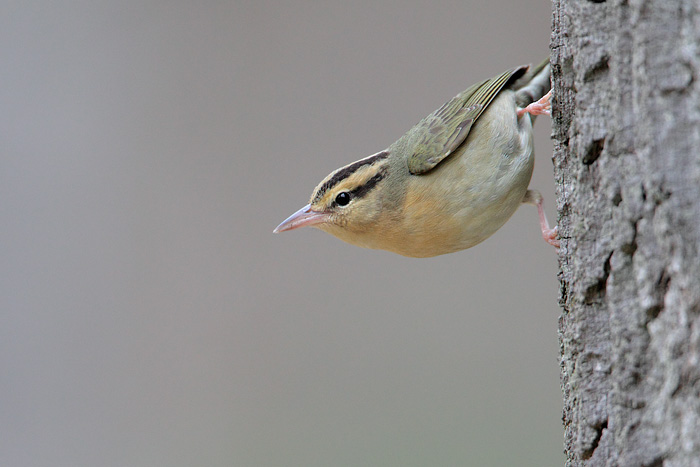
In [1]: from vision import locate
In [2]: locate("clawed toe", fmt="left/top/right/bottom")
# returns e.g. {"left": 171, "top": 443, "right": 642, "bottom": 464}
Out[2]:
{"left": 543, "top": 226, "right": 560, "bottom": 249}
{"left": 518, "top": 90, "right": 552, "bottom": 117}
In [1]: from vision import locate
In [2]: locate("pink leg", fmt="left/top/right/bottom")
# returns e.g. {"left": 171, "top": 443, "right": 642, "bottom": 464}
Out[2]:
{"left": 523, "top": 189, "right": 560, "bottom": 248}
{"left": 517, "top": 90, "right": 552, "bottom": 117}
{"left": 536, "top": 199, "right": 560, "bottom": 248}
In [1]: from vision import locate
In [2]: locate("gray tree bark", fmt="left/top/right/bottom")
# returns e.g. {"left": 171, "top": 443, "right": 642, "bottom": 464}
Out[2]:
{"left": 551, "top": 0, "right": 700, "bottom": 465}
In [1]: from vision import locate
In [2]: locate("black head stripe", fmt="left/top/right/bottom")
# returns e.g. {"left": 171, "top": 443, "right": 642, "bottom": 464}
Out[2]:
{"left": 349, "top": 169, "right": 386, "bottom": 200}
{"left": 313, "top": 151, "right": 389, "bottom": 203}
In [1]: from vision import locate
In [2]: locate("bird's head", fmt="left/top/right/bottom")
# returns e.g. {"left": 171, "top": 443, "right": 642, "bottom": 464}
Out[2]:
{"left": 274, "top": 151, "right": 396, "bottom": 247}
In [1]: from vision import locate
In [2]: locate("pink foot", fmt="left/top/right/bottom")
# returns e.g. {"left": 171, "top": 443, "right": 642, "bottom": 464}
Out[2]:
{"left": 542, "top": 225, "right": 560, "bottom": 248}
{"left": 523, "top": 189, "right": 560, "bottom": 249}
{"left": 517, "top": 90, "right": 552, "bottom": 117}
{"left": 536, "top": 195, "right": 560, "bottom": 248}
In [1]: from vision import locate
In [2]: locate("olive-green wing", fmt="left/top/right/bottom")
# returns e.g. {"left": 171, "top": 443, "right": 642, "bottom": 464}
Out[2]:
{"left": 407, "top": 65, "right": 528, "bottom": 175}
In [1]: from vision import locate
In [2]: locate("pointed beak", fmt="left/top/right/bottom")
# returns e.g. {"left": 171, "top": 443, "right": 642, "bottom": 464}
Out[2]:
{"left": 273, "top": 204, "right": 328, "bottom": 233}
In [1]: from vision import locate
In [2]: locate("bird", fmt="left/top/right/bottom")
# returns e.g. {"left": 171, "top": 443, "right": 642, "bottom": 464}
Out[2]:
{"left": 274, "top": 60, "right": 558, "bottom": 258}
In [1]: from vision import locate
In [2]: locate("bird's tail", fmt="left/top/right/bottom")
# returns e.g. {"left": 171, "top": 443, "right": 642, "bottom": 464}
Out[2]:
{"left": 513, "top": 58, "right": 551, "bottom": 108}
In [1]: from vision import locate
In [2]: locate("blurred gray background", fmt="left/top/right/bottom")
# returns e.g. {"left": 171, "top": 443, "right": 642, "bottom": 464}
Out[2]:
{"left": 2, "top": 1, "right": 562, "bottom": 466}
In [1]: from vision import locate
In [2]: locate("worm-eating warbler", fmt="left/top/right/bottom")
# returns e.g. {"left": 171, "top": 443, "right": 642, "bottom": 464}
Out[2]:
{"left": 274, "top": 61, "right": 558, "bottom": 257}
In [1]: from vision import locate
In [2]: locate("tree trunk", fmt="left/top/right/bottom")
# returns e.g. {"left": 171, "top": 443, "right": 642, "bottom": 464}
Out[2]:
{"left": 551, "top": 0, "right": 700, "bottom": 465}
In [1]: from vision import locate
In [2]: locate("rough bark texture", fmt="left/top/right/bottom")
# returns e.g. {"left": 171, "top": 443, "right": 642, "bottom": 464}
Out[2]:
{"left": 551, "top": 0, "right": 700, "bottom": 465}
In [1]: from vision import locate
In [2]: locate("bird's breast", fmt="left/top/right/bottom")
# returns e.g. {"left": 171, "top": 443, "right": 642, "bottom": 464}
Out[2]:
{"left": 390, "top": 92, "right": 536, "bottom": 257}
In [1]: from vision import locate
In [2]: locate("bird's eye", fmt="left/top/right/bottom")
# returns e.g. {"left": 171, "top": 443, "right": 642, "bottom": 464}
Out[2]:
{"left": 335, "top": 192, "right": 351, "bottom": 206}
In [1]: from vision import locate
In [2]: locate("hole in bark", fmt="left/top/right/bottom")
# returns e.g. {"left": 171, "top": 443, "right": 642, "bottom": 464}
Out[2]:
{"left": 584, "top": 279, "right": 606, "bottom": 304}
{"left": 583, "top": 252, "right": 612, "bottom": 304}
{"left": 620, "top": 240, "right": 637, "bottom": 256}
{"left": 645, "top": 271, "right": 671, "bottom": 322}
{"left": 584, "top": 55, "right": 610, "bottom": 81}
{"left": 643, "top": 457, "right": 664, "bottom": 467}
{"left": 581, "top": 419, "right": 608, "bottom": 459}
{"left": 646, "top": 305, "right": 662, "bottom": 321}
{"left": 620, "top": 220, "right": 638, "bottom": 256}
{"left": 604, "top": 253, "right": 611, "bottom": 275}
{"left": 652, "top": 186, "right": 672, "bottom": 205}
{"left": 612, "top": 188, "right": 622, "bottom": 206}
{"left": 583, "top": 138, "right": 605, "bottom": 164}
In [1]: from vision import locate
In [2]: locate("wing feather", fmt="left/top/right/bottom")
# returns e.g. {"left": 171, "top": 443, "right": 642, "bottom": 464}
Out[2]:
{"left": 407, "top": 65, "right": 528, "bottom": 175}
